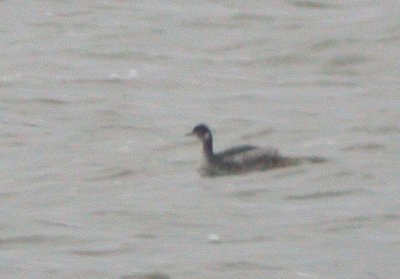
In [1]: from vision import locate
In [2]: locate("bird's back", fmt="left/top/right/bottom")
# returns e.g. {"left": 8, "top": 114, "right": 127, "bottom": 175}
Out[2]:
{"left": 200, "top": 145, "right": 281, "bottom": 176}
{"left": 215, "top": 145, "right": 259, "bottom": 159}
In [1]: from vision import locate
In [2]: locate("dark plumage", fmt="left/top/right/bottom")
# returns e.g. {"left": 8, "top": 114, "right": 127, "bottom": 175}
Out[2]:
{"left": 187, "top": 123, "right": 326, "bottom": 177}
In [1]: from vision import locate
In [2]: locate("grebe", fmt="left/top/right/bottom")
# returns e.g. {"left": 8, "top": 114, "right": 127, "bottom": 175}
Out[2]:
{"left": 187, "top": 123, "right": 325, "bottom": 177}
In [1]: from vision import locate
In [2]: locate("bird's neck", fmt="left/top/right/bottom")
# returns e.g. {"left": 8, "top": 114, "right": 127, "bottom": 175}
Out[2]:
{"left": 202, "top": 136, "right": 214, "bottom": 161}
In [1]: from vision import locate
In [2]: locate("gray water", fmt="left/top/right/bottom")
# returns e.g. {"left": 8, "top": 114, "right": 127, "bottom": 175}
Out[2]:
{"left": 1, "top": 1, "right": 400, "bottom": 278}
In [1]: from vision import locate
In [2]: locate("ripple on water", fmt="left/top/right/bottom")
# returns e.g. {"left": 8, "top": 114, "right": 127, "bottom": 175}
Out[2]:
{"left": 315, "top": 214, "right": 400, "bottom": 233}
{"left": 291, "top": 0, "right": 340, "bottom": 9}
{"left": 0, "top": 234, "right": 71, "bottom": 248}
{"left": 320, "top": 216, "right": 372, "bottom": 233}
{"left": 213, "top": 260, "right": 284, "bottom": 272}
{"left": 31, "top": 98, "right": 70, "bottom": 106}
{"left": 230, "top": 12, "right": 273, "bottom": 23}
{"left": 229, "top": 188, "right": 271, "bottom": 201}
{"left": 67, "top": 245, "right": 132, "bottom": 257}
{"left": 91, "top": 209, "right": 134, "bottom": 218}
{"left": 342, "top": 142, "right": 385, "bottom": 152}
{"left": 120, "top": 272, "right": 170, "bottom": 279}
{"left": 87, "top": 167, "right": 136, "bottom": 182}
{"left": 350, "top": 125, "right": 400, "bottom": 135}
{"left": 240, "top": 128, "right": 275, "bottom": 140}
{"left": 133, "top": 233, "right": 157, "bottom": 240}
{"left": 205, "top": 232, "right": 270, "bottom": 246}
{"left": 285, "top": 189, "right": 367, "bottom": 201}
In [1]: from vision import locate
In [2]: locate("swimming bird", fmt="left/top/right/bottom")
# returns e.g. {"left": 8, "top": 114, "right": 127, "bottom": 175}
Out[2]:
{"left": 187, "top": 123, "right": 325, "bottom": 177}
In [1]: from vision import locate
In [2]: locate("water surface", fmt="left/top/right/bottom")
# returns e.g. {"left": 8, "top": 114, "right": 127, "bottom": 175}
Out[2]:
{"left": 1, "top": 1, "right": 399, "bottom": 278}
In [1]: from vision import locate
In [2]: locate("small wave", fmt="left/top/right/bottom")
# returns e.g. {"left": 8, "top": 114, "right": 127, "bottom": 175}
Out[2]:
{"left": 0, "top": 235, "right": 65, "bottom": 247}
{"left": 31, "top": 98, "right": 70, "bottom": 106}
{"left": 219, "top": 260, "right": 283, "bottom": 271}
{"left": 87, "top": 167, "right": 136, "bottom": 181}
{"left": 322, "top": 214, "right": 400, "bottom": 233}
{"left": 36, "top": 219, "right": 80, "bottom": 229}
{"left": 231, "top": 12, "right": 273, "bottom": 22}
{"left": 230, "top": 188, "right": 271, "bottom": 199}
{"left": 206, "top": 233, "right": 268, "bottom": 245}
{"left": 351, "top": 126, "right": 400, "bottom": 135}
{"left": 240, "top": 128, "right": 275, "bottom": 140}
{"left": 91, "top": 209, "right": 133, "bottom": 217}
{"left": 292, "top": 1, "right": 340, "bottom": 9}
{"left": 108, "top": 69, "right": 138, "bottom": 81}
{"left": 121, "top": 272, "right": 170, "bottom": 279}
{"left": 133, "top": 233, "right": 157, "bottom": 239}
{"left": 342, "top": 142, "right": 384, "bottom": 152}
{"left": 285, "top": 189, "right": 365, "bottom": 200}
{"left": 68, "top": 246, "right": 131, "bottom": 257}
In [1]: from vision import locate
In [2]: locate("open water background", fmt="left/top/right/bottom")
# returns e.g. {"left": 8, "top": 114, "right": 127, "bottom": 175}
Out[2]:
{"left": 1, "top": 1, "right": 399, "bottom": 278}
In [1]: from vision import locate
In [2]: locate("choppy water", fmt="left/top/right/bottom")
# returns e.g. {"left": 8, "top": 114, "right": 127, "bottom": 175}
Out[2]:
{"left": 1, "top": 1, "right": 399, "bottom": 278}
